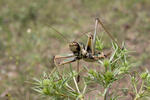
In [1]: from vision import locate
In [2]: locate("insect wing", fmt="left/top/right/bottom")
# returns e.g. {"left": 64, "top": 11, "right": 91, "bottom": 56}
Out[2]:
{"left": 85, "top": 33, "right": 93, "bottom": 53}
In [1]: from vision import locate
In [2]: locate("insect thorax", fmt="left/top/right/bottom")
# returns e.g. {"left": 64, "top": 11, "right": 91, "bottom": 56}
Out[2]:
{"left": 69, "top": 41, "right": 84, "bottom": 58}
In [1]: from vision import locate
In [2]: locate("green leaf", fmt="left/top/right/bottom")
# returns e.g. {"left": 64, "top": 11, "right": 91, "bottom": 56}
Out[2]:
{"left": 43, "top": 79, "right": 51, "bottom": 86}
{"left": 140, "top": 72, "right": 148, "bottom": 80}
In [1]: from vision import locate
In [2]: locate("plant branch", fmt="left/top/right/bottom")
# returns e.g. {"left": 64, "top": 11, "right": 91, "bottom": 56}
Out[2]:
{"left": 104, "top": 86, "right": 110, "bottom": 100}
{"left": 73, "top": 77, "right": 81, "bottom": 93}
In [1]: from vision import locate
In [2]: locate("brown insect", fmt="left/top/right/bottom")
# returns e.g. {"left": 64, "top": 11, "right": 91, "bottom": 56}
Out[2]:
{"left": 52, "top": 18, "right": 120, "bottom": 82}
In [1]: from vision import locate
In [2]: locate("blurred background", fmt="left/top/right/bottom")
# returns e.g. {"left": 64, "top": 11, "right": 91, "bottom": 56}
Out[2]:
{"left": 0, "top": 0, "right": 150, "bottom": 100}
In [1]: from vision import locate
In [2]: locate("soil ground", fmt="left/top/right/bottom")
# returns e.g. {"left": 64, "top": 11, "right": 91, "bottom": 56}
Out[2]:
{"left": 0, "top": 0, "right": 150, "bottom": 100}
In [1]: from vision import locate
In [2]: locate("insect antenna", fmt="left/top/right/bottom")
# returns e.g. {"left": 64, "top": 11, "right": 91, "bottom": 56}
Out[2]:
{"left": 47, "top": 24, "right": 95, "bottom": 43}
{"left": 96, "top": 18, "right": 121, "bottom": 49}
{"left": 46, "top": 24, "right": 70, "bottom": 43}
{"left": 73, "top": 28, "right": 95, "bottom": 41}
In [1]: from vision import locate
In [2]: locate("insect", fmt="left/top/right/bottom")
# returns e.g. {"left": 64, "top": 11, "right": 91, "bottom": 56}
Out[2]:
{"left": 53, "top": 18, "right": 120, "bottom": 82}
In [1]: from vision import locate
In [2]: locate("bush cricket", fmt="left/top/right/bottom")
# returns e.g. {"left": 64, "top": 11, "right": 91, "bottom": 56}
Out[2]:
{"left": 52, "top": 18, "right": 120, "bottom": 82}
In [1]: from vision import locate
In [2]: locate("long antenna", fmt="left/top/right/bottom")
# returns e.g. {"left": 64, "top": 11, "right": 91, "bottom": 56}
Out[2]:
{"left": 74, "top": 28, "right": 95, "bottom": 41}
{"left": 96, "top": 18, "right": 121, "bottom": 49}
{"left": 48, "top": 25, "right": 70, "bottom": 43}
{"left": 47, "top": 24, "right": 95, "bottom": 43}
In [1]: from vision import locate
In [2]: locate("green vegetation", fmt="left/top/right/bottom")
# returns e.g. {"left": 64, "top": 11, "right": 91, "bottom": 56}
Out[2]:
{"left": 0, "top": 0, "right": 150, "bottom": 100}
{"left": 34, "top": 42, "right": 150, "bottom": 99}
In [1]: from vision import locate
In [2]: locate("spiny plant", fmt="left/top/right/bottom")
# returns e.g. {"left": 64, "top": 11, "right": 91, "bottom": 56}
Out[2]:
{"left": 84, "top": 41, "right": 131, "bottom": 100}
{"left": 129, "top": 69, "right": 150, "bottom": 100}
{"left": 33, "top": 38, "right": 150, "bottom": 100}
{"left": 33, "top": 66, "right": 87, "bottom": 100}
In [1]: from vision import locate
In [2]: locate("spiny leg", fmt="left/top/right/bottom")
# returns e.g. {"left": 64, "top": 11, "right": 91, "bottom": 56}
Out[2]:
{"left": 59, "top": 57, "right": 77, "bottom": 65}
{"left": 54, "top": 53, "right": 75, "bottom": 66}
{"left": 85, "top": 19, "right": 98, "bottom": 55}
{"left": 96, "top": 18, "right": 121, "bottom": 49}
{"left": 92, "top": 18, "right": 99, "bottom": 55}
{"left": 54, "top": 53, "right": 74, "bottom": 59}
{"left": 54, "top": 56, "right": 77, "bottom": 80}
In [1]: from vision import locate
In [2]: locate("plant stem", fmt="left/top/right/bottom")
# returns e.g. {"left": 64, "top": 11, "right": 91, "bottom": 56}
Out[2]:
{"left": 73, "top": 77, "right": 80, "bottom": 93}
{"left": 80, "top": 98, "right": 84, "bottom": 100}
{"left": 133, "top": 82, "right": 138, "bottom": 94}
{"left": 133, "top": 81, "right": 144, "bottom": 100}
{"left": 104, "top": 87, "right": 110, "bottom": 100}
{"left": 133, "top": 96, "right": 138, "bottom": 100}
{"left": 139, "top": 81, "right": 144, "bottom": 94}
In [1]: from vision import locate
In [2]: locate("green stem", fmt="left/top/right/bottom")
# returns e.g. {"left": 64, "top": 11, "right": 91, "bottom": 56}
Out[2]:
{"left": 133, "top": 83, "right": 138, "bottom": 94}
{"left": 133, "top": 95, "right": 139, "bottom": 100}
{"left": 80, "top": 98, "right": 84, "bottom": 100}
{"left": 139, "top": 81, "right": 144, "bottom": 94}
{"left": 73, "top": 77, "right": 80, "bottom": 93}
{"left": 134, "top": 81, "right": 144, "bottom": 100}
{"left": 104, "top": 87, "right": 110, "bottom": 100}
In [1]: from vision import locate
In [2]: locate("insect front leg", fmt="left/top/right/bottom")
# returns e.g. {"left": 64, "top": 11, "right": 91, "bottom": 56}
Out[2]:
{"left": 54, "top": 53, "right": 75, "bottom": 66}
{"left": 54, "top": 55, "right": 78, "bottom": 66}
{"left": 54, "top": 53, "right": 74, "bottom": 59}
{"left": 59, "top": 57, "right": 77, "bottom": 65}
